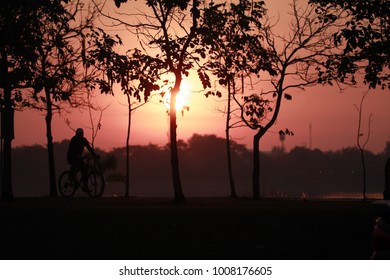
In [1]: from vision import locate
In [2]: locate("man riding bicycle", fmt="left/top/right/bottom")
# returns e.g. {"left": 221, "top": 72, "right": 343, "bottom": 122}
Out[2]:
{"left": 67, "top": 128, "right": 97, "bottom": 190}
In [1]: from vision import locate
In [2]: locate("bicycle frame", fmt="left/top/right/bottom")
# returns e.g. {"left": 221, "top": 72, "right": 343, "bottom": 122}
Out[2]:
{"left": 58, "top": 154, "right": 105, "bottom": 198}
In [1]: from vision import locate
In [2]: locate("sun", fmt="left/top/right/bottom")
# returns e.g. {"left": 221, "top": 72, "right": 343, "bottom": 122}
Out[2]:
{"left": 163, "top": 80, "right": 191, "bottom": 112}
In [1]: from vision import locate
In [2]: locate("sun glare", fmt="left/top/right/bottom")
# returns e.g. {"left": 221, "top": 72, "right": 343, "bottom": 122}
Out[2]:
{"left": 163, "top": 80, "right": 191, "bottom": 112}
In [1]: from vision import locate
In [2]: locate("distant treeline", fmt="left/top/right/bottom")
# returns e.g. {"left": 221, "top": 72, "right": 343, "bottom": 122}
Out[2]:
{"left": 10, "top": 134, "right": 388, "bottom": 198}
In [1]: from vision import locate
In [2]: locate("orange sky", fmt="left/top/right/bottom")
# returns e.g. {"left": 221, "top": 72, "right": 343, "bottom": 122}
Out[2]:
{"left": 12, "top": 0, "right": 390, "bottom": 154}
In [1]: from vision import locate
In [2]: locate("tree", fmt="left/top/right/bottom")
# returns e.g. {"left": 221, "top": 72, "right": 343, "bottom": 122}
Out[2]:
{"left": 201, "top": 0, "right": 273, "bottom": 198}
{"left": 0, "top": 0, "right": 54, "bottom": 200}
{"left": 235, "top": 0, "right": 345, "bottom": 199}
{"left": 310, "top": 0, "right": 390, "bottom": 89}
{"left": 107, "top": 0, "right": 210, "bottom": 202}
{"left": 24, "top": 0, "right": 99, "bottom": 197}
{"left": 88, "top": 28, "right": 162, "bottom": 197}
{"left": 118, "top": 50, "right": 161, "bottom": 198}
{"left": 355, "top": 90, "right": 373, "bottom": 200}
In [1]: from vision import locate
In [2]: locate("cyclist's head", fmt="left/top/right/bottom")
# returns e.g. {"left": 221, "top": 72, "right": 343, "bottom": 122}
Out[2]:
{"left": 76, "top": 128, "right": 84, "bottom": 136}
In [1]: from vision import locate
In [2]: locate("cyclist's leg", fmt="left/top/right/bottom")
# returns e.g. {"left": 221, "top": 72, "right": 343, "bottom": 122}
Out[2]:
{"left": 70, "top": 164, "right": 77, "bottom": 181}
{"left": 79, "top": 160, "right": 89, "bottom": 190}
{"left": 68, "top": 155, "right": 79, "bottom": 182}
{"left": 70, "top": 156, "right": 87, "bottom": 189}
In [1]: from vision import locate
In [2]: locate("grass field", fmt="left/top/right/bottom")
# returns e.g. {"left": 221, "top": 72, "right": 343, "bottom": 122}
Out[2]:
{"left": 0, "top": 197, "right": 378, "bottom": 260}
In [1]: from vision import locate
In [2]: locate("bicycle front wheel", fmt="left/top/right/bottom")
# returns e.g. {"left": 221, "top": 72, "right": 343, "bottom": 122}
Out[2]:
{"left": 86, "top": 171, "right": 105, "bottom": 198}
{"left": 58, "top": 171, "right": 77, "bottom": 197}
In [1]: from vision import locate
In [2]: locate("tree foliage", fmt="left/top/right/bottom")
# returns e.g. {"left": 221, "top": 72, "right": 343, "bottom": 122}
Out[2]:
{"left": 87, "top": 31, "right": 162, "bottom": 101}
{"left": 310, "top": 0, "right": 390, "bottom": 89}
{"left": 201, "top": 0, "right": 274, "bottom": 91}
{"left": 0, "top": 0, "right": 47, "bottom": 103}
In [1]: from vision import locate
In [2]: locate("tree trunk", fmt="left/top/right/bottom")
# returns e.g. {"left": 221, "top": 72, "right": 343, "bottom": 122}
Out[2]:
{"left": 384, "top": 158, "right": 390, "bottom": 200}
{"left": 45, "top": 88, "right": 57, "bottom": 197}
{"left": 226, "top": 81, "right": 237, "bottom": 198}
{"left": 360, "top": 149, "right": 367, "bottom": 200}
{"left": 250, "top": 86, "right": 283, "bottom": 200}
{"left": 0, "top": 49, "right": 13, "bottom": 200}
{"left": 170, "top": 75, "right": 185, "bottom": 203}
{"left": 252, "top": 132, "right": 261, "bottom": 200}
{"left": 226, "top": 132, "right": 237, "bottom": 198}
{"left": 1, "top": 131, "right": 13, "bottom": 200}
{"left": 125, "top": 94, "right": 131, "bottom": 198}
{"left": 1, "top": 108, "right": 13, "bottom": 201}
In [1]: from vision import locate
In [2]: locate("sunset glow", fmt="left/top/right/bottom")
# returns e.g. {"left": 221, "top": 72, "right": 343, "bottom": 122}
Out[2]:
{"left": 8, "top": 0, "right": 390, "bottom": 155}
{"left": 163, "top": 80, "right": 191, "bottom": 112}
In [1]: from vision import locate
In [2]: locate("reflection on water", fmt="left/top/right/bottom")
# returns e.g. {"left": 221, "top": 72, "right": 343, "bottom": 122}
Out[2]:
{"left": 315, "top": 192, "right": 383, "bottom": 200}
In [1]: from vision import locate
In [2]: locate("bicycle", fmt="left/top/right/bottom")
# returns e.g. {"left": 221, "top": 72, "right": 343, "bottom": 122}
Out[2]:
{"left": 58, "top": 155, "right": 105, "bottom": 198}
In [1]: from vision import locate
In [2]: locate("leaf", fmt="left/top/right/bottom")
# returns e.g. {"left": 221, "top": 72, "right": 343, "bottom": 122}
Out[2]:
{"left": 218, "top": 79, "right": 226, "bottom": 86}
{"left": 114, "top": 0, "right": 126, "bottom": 8}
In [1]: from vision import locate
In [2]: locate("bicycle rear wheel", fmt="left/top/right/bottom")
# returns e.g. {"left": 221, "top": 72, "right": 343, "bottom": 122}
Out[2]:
{"left": 86, "top": 170, "right": 105, "bottom": 198}
{"left": 58, "top": 171, "right": 77, "bottom": 197}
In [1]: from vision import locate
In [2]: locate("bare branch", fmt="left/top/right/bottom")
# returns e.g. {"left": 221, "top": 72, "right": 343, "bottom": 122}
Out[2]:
{"left": 355, "top": 90, "right": 373, "bottom": 150}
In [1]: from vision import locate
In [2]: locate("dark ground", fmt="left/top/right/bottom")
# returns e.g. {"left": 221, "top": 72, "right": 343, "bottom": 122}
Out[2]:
{"left": 0, "top": 197, "right": 378, "bottom": 260}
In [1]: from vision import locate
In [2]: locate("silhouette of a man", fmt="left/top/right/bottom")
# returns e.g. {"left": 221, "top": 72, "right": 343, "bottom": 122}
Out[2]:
{"left": 67, "top": 128, "right": 96, "bottom": 189}
{"left": 385, "top": 158, "right": 390, "bottom": 200}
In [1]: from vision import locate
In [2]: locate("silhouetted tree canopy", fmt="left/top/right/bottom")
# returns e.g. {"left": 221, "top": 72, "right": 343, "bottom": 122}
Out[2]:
{"left": 1, "top": 0, "right": 71, "bottom": 199}
{"left": 310, "top": 0, "right": 390, "bottom": 89}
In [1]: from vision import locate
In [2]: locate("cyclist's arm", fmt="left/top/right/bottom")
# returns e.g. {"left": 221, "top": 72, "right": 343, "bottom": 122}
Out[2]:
{"left": 84, "top": 138, "right": 96, "bottom": 156}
